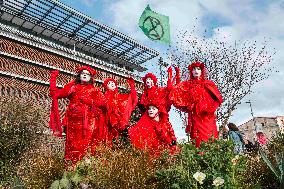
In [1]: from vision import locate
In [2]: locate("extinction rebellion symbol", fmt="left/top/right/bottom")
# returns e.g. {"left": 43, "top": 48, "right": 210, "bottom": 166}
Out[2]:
{"left": 143, "top": 16, "right": 164, "bottom": 40}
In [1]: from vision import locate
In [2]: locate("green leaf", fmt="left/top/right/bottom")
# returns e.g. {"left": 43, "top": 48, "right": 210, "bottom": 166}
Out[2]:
{"left": 62, "top": 171, "right": 68, "bottom": 179}
{"left": 280, "top": 158, "right": 284, "bottom": 184}
{"left": 11, "top": 177, "right": 25, "bottom": 189}
{"left": 50, "top": 180, "right": 60, "bottom": 189}
{"left": 59, "top": 178, "right": 71, "bottom": 189}
{"left": 259, "top": 149, "right": 280, "bottom": 179}
{"left": 70, "top": 172, "right": 81, "bottom": 185}
{"left": 171, "top": 183, "right": 180, "bottom": 189}
{"left": 252, "top": 182, "right": 261, "bottom": 189}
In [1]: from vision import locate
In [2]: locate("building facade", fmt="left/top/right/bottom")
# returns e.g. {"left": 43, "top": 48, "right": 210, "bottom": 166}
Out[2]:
{"left": 0, "top": 0, "right": 159, "bottom": 123}
{"left": 238, "top": 116, "right": 283, "bottom": 143}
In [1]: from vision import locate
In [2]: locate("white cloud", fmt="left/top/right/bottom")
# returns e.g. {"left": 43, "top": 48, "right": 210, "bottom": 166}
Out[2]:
{"left": 169, "top": 108, "right": 188, "bottom": 141}
{"left": 81, "top": 0, "right": 96, "bottom": 7}
{"left": 211, "top": 26, "right": 241, "bottom": 43}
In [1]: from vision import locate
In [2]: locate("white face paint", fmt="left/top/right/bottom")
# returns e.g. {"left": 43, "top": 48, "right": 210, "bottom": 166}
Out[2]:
{"left": 192, "top": 67, "right": 202, "bottom": 79}
{"left": 107, "top": 81, "right": 117, "bottom": 91}
{"left": 80, "top": 70, "right": 91, "bottom": 83}
{"left": 148, "top": 105, "right": 159, "bottom": 118}
{"left": 145, "top": 77, "right": 154, "bottom": 88}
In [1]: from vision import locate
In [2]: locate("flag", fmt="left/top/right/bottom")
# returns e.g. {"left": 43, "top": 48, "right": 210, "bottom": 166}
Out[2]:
{"left": 139, "top": 5, "right": 170, "bottom": 45}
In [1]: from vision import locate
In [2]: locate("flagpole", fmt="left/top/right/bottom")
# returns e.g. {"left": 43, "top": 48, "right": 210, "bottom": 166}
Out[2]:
{"left": 158, "top": 57, "right": 168, "bottom": 86}
{"left": 169, "top": 51, "right": 172, "bottom": 67}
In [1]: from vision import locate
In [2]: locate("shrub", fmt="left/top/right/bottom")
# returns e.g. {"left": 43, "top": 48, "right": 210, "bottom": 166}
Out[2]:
{"left": 17, "top": 136, "right": 65, "bottom": 189}
{"left": 51, "top": 139, "right": 250, "bottom": 189}
{"left": 0, "top": 98, "right": 46, "bottom": 185}
{"left": 51, "top": 145, "right": 172, "bottom": 189}
{"left": 243, "top": 132, "right": 284, "bottom": 189}
{"left": 0, "top": 98, "right": 65, "bottom": 188}
{"left": 155, "top": 138, "right": 248, "bottom": 189}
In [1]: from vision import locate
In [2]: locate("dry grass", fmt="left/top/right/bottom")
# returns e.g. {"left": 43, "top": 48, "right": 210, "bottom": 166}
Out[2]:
{"left": 17, "top": 140, "right": 65, "bottom": 189}
{"left": 71, "top": 144, "right": 174, "bottom": 189}
{"left": 0, "top": 97, "right": 64, "bottom": 188}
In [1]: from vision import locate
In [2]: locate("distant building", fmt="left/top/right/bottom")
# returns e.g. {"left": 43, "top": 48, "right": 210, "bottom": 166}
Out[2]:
{"left": 238, "top": 116, "right": 283, "bottom": 143}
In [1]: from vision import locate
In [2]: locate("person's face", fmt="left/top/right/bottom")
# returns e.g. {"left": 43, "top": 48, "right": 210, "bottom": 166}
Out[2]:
{"left": 145, "top": 77, "right": 154, "bottom": 88}
{"left": 148, "top": 105, "right": 159, "bottom": 118}
{"left": 107, "top": 81, "right": 117, "bottom": 91}
{"left": 80, "top": 70, "right": 91, "bottom": 82}
{"left": 192, "top": 67, "right": 202, "bottom": 78}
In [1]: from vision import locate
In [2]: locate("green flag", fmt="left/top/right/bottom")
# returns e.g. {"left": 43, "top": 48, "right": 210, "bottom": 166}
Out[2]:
{"left": 139, "top": 5, "right": 170, "bottom": 45}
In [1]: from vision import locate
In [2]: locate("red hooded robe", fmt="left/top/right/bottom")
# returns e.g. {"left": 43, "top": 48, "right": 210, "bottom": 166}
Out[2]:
{"left": 170, "top": 62, "right": 223, "bottom": 147}
{"left": 49, "top": 66, "right": 108, "bottom": 165}
{"left": 103, "top": 77, "right": 138, "bottom": 140}
{"left": 128, "top": 102, "right": 177, "bottom": 156}
{"left": 139, "top": 70, "right": 174, "bottom": 115}
{"left": 129, "top": 70, "right": 178, "bottom": 156}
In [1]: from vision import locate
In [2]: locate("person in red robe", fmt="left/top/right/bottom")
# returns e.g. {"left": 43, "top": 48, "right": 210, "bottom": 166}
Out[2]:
{"left": 139, "top": 66, "right": 180, "bottom": 115}
{"left": 49, "top": 66, "right": 108, "bottom": 166}
{"left": 103, "top": 77, "right": 138, "bottom": 141}
{"left": 128, "top": 102, "right": 177, "bottom": 156}
{"left": 170, "top": 61, "right": 223, "bottom": 148}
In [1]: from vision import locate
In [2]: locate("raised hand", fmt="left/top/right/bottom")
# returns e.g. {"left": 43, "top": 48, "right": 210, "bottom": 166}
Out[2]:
{"left": 173, "top": 65, "right": 181, "bottom": 85}
{"left": 167, "top": 66, "right": 173, "bottom": 74}
{"left": 50, "top": 70, "right": 59, "bottom": 78}
{"left": 127, "top": 77, "right": 135, "bottom": 88}
{"left": 174, "top": 65, "right": 180, "bottom": 74}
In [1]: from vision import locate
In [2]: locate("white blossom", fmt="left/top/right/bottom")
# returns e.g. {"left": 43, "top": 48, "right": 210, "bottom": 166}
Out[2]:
{"left": 213, "top": 177, "right": 224, "bottom": 186}
{"left": 231, "top": 155, "right": 240, "bottom": 165}
{"left": 193, "top": 171, "right": 206, "bottom": 184}
{"left": 84, "top": 157, "right": 91, "bottom": 164}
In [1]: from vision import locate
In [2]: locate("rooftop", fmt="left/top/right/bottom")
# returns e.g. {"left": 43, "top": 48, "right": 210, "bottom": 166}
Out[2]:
{"left": 0, "top": 0, "right": 159, "bottom": 72}
{"left": 239, "top": 116, "right": 283, "bottom": 128}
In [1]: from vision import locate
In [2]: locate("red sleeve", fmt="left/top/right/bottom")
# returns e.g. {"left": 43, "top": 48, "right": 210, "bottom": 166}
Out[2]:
{"left": 127, "top": 77, "right": 137, "bottom": 100}
{"left": 174, "top": 66, "right": 181, "bottom": 85}
{"left": 49, "top": 75, "right": 74, "bottom": 137}
{"left": 196, "top": 81, "right": 222, "bottom": 114}
{"left": 130, "top": 82, "right": 138, "bottom": 105}
{"left": 50, "top": 80, "right": 74, "bottom": 99}
{"left": 154, "top": 121, "right": 176, "bottom": 145}
{"left": 49, "top": 74, "right": 57, "bottom": 97}
{"left": 167, "top": 66, "right": 173, "bottom": 90}
{"left": 205, "top": 80, "right": 223, "bottom": 104}
{"left": 169, "top": 82, "right": 189, "bottom": 111}
{"left": 121, "top": 88, "right": 138, "bottom": 128}
{"left": 93, "top": 88, "right": 107, "bottom": 108}
{"left": 139, "top": 92, "right": 147, "bottom": 113}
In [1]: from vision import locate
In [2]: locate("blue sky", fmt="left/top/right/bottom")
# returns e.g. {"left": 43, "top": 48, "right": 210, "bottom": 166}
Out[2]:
{"left": 59, "top": 0, "right": 284, "bottom": 140}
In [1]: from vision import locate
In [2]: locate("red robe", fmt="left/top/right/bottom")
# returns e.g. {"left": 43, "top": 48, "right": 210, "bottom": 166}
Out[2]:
{"left": 135, "top": 72, "right": 176, "bottom": 154}
{"left": 128, "top": 113, "right": 176, "bottom": 156}
{"left": 104, "top": 87, "right": 138, "bottom": 139}
{"left": 170, "top": 79, "right": 222, "bottom": 147}
{"left": 139, "top": 86, "right": 172, "bottom": 114}
{"left": 136, "top": 77, "right": 176, "bottom": 152}
{"left": 139, "top": 69, "right": 175, "bottom": 114}
{"left": 49, "top": 78, "right": 108, "bottom": 165}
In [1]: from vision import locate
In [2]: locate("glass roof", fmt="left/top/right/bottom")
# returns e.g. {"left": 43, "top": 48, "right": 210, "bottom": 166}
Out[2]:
{"left": 0, "top": 0, "right": 159, "bottom": 71}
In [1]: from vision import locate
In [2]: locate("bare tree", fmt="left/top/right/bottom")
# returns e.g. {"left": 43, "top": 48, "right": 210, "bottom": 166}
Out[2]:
{"left": 163, "top": 30, "right": 275, "bottom": 129}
